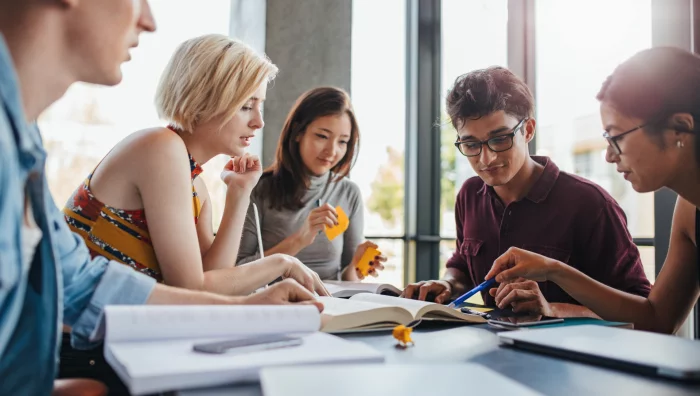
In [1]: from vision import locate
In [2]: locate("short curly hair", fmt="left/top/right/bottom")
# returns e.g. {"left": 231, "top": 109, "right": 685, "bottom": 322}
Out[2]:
{"left": 446, "top": 66, "right": 534, "bottom": 130}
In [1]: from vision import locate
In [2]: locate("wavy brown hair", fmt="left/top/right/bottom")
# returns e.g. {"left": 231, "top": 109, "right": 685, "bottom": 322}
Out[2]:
{"left": 261, "top": 87, "right": 360, "bottom": 210}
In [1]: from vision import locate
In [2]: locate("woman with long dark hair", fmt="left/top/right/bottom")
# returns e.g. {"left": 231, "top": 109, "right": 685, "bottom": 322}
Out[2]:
{"left": 237, "top": 87, "right": 386, "bottom": 281}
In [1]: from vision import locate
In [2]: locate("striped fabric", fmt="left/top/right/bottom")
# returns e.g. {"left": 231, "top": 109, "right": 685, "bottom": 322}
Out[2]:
{"left": 63, "top": 151, "right": 203, "bottom": 282}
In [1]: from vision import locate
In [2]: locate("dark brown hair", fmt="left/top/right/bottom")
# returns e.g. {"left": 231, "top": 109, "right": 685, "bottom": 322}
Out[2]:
{"left": 261, "top": 87, "right": 360, "bottom": 210}
{"left": 446, "top": 66, "right": 534, "bottom": 130}
{"left": 597, "top": 46, "right": 700, "bottom": 163}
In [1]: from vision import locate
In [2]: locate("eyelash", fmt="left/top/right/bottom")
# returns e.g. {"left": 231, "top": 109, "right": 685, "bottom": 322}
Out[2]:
{"left": 316, "top": 134, "right": 349, "bottom": 145}
{"left": 241, "top": 106, "right": 253, "bottom": 111}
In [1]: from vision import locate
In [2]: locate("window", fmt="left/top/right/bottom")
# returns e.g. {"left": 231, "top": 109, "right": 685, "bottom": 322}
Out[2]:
{"left": 438, "top": 0, "right": 509, "bottom": 275}
{"left": 39, "top": 0, "right": 235, "bottom": 231}
{"left": 535, "top": 0, "right": 656, "bottom": 282}
{"left": 351, "top": 0, "right": 407, "bottom": 287}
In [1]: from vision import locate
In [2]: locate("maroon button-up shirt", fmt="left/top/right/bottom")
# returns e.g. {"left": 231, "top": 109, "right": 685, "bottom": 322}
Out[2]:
{"left": 446, "top": 156, "right": 651, "bottom": 306}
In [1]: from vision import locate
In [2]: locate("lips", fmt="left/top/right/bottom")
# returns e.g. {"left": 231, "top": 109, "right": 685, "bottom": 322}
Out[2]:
{"left": 318, "top": 158, "right": 333, "bottom": 166}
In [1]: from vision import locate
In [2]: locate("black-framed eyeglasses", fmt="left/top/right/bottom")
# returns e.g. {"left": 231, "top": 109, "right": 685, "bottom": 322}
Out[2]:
{"left": 602, "top": 123, "right": 647, "bottom": 155}
{"left": 454, "top": 118, "right": 527, "bottom": 157}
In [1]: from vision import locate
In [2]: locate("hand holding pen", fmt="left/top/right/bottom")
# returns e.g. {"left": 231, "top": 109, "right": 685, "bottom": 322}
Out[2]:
{"left": 293, "top": 199, "right": 339, "bottom": 247}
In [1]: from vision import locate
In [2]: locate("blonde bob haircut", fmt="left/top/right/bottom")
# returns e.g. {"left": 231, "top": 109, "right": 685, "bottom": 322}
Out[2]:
{"left": 155, "top": 34, "right": 278, "bottom": 132}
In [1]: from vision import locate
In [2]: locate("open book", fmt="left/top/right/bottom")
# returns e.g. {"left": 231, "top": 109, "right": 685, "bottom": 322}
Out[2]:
{"left": 324, "top": 281, "right": 402, "bottom": 298}
{"left": 319, "top": 294, "right": 486, "bottom": 333}
{"left": 103, "top": 305, "right": 384, "bottom": 395}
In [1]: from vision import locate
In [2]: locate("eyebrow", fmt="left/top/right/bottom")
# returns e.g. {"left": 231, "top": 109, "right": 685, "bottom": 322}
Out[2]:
{"left": 603, "top": 124, "right": 619, "bottom": 133}
{"left": 460, "top": 126, "right": 512, "bottom": 140}
{"left": 249, "top": 97, "right": 265, "bottom": 102}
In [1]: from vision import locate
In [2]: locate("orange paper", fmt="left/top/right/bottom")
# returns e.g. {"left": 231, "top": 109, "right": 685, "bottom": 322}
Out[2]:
{"left": 324, "top": 206, "right": 349, "bottom": 241}
{"left": 356, "top": 246, "right": 381, "bottom": 277}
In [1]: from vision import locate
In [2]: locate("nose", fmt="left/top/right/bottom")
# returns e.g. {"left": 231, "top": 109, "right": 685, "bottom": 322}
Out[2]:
{"left": 604, "top": 145, "right": 618, "bottom": 164}
{"left": 479, "top": 144, "right": 497, "bottom": 166}
{"left": 139, "top": 0, "right": 157, "bottom": 33}
{"left": 249, "top": 109, "right": 264, "bottom": 130}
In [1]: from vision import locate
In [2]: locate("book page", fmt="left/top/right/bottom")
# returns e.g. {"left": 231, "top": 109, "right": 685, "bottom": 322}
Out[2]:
{"left": 105, "top": 305, "right": 321, "bottom": 343}
{"left": 349, "top": 294, "right": 434, "bottom": 317}
{"left": 317, "top": 297, "right": 414, "bottom": 332}
{"left": 323, "top": 282, "right": 402, "bottom": 298}
{"left": 350, "top": 294, "right": 486, "bottom": 323}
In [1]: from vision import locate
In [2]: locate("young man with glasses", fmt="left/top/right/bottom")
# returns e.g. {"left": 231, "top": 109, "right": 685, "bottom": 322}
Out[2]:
{"left": 401, "top": 67, "right": 651, "bottom": 318}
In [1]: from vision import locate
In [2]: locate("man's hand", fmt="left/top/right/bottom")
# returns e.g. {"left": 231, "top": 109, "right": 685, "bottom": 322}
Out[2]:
{"left": 489, "top": 278, "right": 553, "bottom": 316}
{"left": 400, "top": 280, "right": 453, "bottom": 304}
{"left": 242, "top": 279, "right": 324, "bottom": 312}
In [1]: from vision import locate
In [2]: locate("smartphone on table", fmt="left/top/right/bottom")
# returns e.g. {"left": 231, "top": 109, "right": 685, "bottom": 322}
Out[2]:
{"left": 486, "top": 314, "right": 563, "bottom": 328}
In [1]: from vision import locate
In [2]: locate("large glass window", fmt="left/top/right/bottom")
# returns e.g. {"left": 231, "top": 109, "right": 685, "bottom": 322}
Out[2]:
{"left": 439, "top": 0, "right": 509, "bottom": 275}
{"left": 535, "top": 0, "right": 655, "bottom": 282}
{"left": 351, "top": 0, "right": 407, "bottom": 287}
{"left": 39, "top": 0, "right": 235, "bottom": 231}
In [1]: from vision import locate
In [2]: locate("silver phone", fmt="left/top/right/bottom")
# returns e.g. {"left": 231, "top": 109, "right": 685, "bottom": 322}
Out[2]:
{"left": 488, "top": 315, "right": 564, "bottom": 328}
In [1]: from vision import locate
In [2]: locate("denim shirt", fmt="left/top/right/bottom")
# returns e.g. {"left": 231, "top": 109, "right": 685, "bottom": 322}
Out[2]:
{"left": 0, "top": 35, "right": 156, "bottom": 395}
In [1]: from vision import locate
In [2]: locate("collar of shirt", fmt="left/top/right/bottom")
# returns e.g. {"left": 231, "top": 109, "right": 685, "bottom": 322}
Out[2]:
{"left": 477, "top": 156, "right": 559, "bottom": 204}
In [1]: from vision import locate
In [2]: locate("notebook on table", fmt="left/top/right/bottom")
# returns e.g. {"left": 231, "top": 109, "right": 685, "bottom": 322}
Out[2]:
{"left": 103, "top": 305, "right": 384, "bottom": 395}
{"left": 318, "top": 294, "right": 486, "bottom": 333}
{"left": 498, "top": 325, "right": 700, "bottom": 381}
{"left": 324, "top": 281, "right": 402, "bottom": 298}
{"left": 261, "top": 364, "right": 542, "bottom": 396}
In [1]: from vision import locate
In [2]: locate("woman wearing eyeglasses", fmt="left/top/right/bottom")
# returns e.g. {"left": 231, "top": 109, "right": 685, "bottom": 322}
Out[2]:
{"left": 401, "top": 66, "right": 651, "bottom": 318}
{"left": 487, "top": 47, "right": 700, "bottom": 334}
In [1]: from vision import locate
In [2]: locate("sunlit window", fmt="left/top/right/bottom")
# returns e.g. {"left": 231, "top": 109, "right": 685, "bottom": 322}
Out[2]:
{"left": 351, "top": 0, "right": 407, "bottom": 287}
{"left": 535, "top": 0, "right": 655, "bottom": 282}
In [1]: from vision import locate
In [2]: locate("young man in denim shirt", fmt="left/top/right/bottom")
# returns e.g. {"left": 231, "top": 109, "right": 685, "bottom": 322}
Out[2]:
{"left": 0, "top": 1, "right": 321, "bottom": 394}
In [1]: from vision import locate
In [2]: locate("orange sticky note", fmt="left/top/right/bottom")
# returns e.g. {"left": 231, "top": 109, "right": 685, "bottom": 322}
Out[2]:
{"left": 324, "top": 206, "right": 349, "bottom": 241}
{"left": 356, "top": 247, "right": 380, "bottom": 277}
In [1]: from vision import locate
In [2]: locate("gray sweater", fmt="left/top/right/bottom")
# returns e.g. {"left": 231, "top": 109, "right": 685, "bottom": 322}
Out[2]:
{"left": 236, "top": 173, "right": 364, "bottom": 280}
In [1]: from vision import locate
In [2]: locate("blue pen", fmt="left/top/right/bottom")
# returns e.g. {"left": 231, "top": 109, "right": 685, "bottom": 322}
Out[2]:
{"left": 446, "top": 278, "right": 496, "bottom": 309}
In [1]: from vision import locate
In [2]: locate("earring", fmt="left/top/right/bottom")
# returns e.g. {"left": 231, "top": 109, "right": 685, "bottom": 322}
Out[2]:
{"left": 677, "top": 141, "right": 684, "bottom": 148}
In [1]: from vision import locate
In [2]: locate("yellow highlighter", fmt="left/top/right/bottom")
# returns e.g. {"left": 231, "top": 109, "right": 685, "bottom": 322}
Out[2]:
{"left": 324, "top": 206, "right": 349, "bottom": 241}
{"left": 356, "top": 246, "right": 381, "bottom": 278}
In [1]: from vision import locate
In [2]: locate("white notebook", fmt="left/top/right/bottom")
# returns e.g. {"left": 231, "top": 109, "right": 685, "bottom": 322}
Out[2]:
{"left": 103, "top": 305, "right": 384, "bottom": 395}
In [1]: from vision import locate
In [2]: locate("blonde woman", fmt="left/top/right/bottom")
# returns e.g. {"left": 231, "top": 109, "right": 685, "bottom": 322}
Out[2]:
{"left": 60, "top": 35, "right": 328, "bottom": 390}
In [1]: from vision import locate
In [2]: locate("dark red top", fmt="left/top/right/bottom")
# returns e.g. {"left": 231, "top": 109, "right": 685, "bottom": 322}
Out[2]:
{"left": 446, "top": 156, "right": 651, "bottom": 306}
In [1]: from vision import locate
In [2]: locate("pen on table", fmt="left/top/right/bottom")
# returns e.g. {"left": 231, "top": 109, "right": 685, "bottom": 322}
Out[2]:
{"left": 252, "top": 203, "right": 267, "bottom": 289}
{"left": 446, "top": 278, "right": 496, "bottom": 309}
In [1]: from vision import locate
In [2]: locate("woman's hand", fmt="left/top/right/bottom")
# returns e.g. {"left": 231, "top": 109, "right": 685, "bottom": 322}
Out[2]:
{"left": 485, "top": 247, "right": 562, "bottom": 283}
{"left": 294, "top": 204, "right": 338, "bottom": 247}
{"left": 347, "top": 241, "right": 387, "bottom": 280}
{"left": 277, "top": 254, "right": 330, "bottom": 296}
{"left": 221, "top": 153, "right": 262, "bottom": 194}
